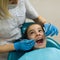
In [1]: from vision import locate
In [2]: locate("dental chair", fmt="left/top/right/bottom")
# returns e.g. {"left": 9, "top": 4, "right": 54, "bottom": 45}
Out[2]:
{"left": 7, "top": 22, "right": 60, "bottom": 60}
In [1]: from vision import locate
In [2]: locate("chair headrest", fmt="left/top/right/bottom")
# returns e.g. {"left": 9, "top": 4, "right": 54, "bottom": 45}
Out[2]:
{"left": 21, "top": 22, "right": 34, "bottom": 35}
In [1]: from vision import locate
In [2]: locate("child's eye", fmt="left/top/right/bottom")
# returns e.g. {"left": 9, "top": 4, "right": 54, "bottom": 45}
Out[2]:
{"left": 38, "top": 30, "right": 42, "bottom": 32}
{"left": 30, "top": 31, "right": 34, "bottom": 35}
{"left": 30, "top": 32, "right": 34, "bottom": 34}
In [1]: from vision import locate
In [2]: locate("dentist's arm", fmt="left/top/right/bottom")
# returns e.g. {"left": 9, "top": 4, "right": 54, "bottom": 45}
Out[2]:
{"left": 0, "top": 43, "right": 14, "bottom": 53}
{"left": 0, "top": 39, "right": 35, "bottom": 53}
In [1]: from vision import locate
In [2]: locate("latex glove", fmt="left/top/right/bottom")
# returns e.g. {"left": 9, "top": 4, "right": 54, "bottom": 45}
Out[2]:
{"left": 44, "top": 23, "right": 58, "bottom": 36}
{"left": 14, "top": 39, "right": 35, "bottom": 51}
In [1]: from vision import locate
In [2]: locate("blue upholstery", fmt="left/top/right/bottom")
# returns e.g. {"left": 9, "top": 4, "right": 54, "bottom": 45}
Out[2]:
{"left": 7, "top": 50, "right": 25, "bottom": 60}
{"left": 46, "top": 37, "right": 60, "bottom": 49}
{"left": 7, "top": 22, "right": 60, "bottom": 60}
{"left": 18, "top": 48, "right": 60, "bottom": 60}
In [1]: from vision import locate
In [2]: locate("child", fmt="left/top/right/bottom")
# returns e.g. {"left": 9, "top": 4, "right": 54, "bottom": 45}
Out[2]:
{"left": 22, "top": 22, "right": 46, "bottom": 49}
{"left": 18, "top": 23, "right": 60, "bottom": 60}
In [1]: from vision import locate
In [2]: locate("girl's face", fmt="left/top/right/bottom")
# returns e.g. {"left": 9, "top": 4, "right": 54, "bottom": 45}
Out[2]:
{"left": 27, "top": 24, "right": 46, "bottom": 49}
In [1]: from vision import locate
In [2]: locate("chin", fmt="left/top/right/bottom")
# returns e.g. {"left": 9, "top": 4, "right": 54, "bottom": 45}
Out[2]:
{"left": 34, "top": 45, "right": 46, "bottom": 49}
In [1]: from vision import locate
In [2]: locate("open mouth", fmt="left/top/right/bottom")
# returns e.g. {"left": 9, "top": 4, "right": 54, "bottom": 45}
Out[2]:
{"left": 34, "top": 38, "right": 46, "bottom": 49}
{"left": 36, "top": 39, "right": 44, "bottom": 44}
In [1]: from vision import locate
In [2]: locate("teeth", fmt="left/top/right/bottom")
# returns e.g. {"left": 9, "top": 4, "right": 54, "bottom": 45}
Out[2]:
{"left": 36, "top": 39, "right": 43, "bottom": 42}
{"left": 36, "top": 39, "right": 43, "bottom": 43}
{"left": 37, "top": 39, "right": 42, "bottom": 41}
{"left": 37, "top": 38, "right": 41, "bottom": 40}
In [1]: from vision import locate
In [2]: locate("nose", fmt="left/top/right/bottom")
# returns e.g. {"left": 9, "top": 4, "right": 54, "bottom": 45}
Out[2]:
{"left": 35, "top": 32, "right": 41, "bottom": 36}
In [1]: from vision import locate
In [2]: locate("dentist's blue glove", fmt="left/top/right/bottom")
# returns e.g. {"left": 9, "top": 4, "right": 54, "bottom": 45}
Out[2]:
{"left": 44, "top": 23, "right": 58, "bottom": 36}
{"left": 14, "top": 39, "right": 35, "bottom": 51}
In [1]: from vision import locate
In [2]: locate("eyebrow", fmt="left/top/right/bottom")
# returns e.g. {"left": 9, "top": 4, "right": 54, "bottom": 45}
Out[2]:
{"left": 28, "top": 30, "right": 34, "bottom": 34}
{"left": 28, "top": 27, "right": 42, "bottom": 33}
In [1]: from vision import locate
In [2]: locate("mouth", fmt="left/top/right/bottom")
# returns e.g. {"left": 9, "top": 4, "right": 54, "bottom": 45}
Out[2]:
{"left": 34, "top": 38, "right": 46, "bottom": 49}
{"left": 36, "top": 38, "right": 44, "bottom": 44}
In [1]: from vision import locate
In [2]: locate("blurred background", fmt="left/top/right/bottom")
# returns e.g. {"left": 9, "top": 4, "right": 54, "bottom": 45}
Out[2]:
{"left": 27, "top": 0, "right": 60, "bottom": 43}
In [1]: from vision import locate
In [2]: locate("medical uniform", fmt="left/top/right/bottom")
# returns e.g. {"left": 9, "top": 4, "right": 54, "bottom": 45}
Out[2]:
{"left": 0, "top": 0, "right": 38, "bottom": 59}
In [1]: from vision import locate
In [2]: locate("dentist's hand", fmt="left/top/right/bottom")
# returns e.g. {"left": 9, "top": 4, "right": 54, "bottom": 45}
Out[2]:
{"left": 44, "top": 23, "right": 58, "bottom": 36}
{"left": 14, "top": 39, "right": 35, "bottom": 51}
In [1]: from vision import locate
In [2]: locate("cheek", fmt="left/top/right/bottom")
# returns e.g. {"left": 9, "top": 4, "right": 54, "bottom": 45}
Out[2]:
{"left": 40, "top": 32, "right": 45, "bottom": 39}
{"left": 28, "top": 35, "right": 35, "bottom": 40}
{"left": 41, "top": 32, "right": 45, "bottom": 36}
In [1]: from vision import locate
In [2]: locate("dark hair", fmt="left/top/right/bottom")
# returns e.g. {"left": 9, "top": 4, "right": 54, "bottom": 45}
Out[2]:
{"left": 22, "top": 23, "right": 44, "bottom": 39}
